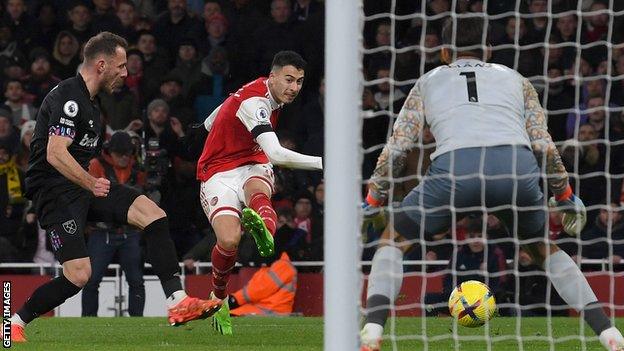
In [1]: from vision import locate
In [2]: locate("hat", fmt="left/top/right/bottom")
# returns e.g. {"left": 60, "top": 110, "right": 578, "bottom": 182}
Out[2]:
{"left": 160, "top": 73, "right": 183, "bottom": 86}
{"left": 0, "top": 108, "right": 11, "bottom": 120}
{"left": 178, "top": 37, "right": 197, "bottom": 50}
{"left": 20, "top": 120, "right": 36, "bottom": 142}
{"left": 29, "top": 47, "right": 51, "bottom": 64}
{"left": 108, "top": 131, "right": 134, "bottom": 154}
{"left": 146, "top": 99, "right": 169, "bottom": 115}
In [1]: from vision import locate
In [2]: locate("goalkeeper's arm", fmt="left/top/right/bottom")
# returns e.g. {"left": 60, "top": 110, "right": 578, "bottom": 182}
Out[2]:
{"left": 523, "top": 78, "right": 585, "bottom": 234}
{"left": 367, "top": 82, "right": 425, "bottom": 206}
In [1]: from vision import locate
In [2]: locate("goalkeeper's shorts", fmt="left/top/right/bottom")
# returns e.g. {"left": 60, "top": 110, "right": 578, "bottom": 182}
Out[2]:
{"left": 393, "top": 145, "right": 546, "bottom": 241}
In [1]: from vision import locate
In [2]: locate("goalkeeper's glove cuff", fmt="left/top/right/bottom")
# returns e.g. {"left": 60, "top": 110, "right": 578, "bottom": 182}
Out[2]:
{"left": 366, "top": 191, "right": 384, "bottom": 207}
{"left": 554, "top": 184, "right": 573, "bottom": 202}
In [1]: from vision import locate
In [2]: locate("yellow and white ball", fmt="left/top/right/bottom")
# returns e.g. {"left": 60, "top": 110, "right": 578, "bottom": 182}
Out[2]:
{"left": 448, "top": 280, "right": 497, "bottom": 327}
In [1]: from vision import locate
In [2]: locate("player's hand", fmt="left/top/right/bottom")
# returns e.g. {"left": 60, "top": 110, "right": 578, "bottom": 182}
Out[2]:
{"left": 362, "top": 189, "right": 386, "bottom": 233}
{"left": 548, "top": 185, "right": 586, "bottom": 236}
{"left": 92, "top": 177, "right": 111, "bottom": 197}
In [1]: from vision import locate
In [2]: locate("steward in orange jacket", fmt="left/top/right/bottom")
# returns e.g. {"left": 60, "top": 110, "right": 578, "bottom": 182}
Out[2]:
{"left": 229, "top": 252, "right": 297, "bottom": 316}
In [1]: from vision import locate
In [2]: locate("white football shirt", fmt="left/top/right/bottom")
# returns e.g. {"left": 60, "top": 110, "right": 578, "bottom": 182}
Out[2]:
{"left": 418, "top": 58, "right": 531, "bottom": 159}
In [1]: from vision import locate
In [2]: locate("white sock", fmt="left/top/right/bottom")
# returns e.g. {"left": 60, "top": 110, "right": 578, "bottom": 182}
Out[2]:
{"left": 361, "top": 322, "right": 384, "bottom": 343}
{"left": 367, "top": 246, "right": 403, "bottom": 301}
{"left": 544, "top": 250, "right": 597, "bottom": 311}
{"left": 166, "top": 290, "right": 188, "bottom": 308}
{"left": 599, "top": 326, "right": 624, "bottom": 349}
{"left": 10, "top": 314, "right": 26, "bottom": 327}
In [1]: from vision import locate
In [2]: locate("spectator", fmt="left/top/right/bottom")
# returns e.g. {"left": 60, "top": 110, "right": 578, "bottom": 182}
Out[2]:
{"left": 168, "top": 39, "right": 202, "bottom": 100}
{"left": 144, "top": 99, "right": 184, "bottom": 159}
{"left": 152, "top": 0, "right": 202, "bottom": 57}
{"left": 189, "top": 46, "right": 235, "bottom": 123}
{"left": 0, "top": 137, "right": 27, "bottom": 245}
{"left": 291, "top": 0, "right": 323, "bottom": 23}
{"left": 540, "top": 34, "right": 565, "bottom": 70}
{"left": 115, "top": 0, "right": 139, "bottom": 44}
{"left": 582, "top": 0, "right": 609, "bottom": 66}
{"left": 3, "top": 79, "right": 36, "bottom": 126}
{"left": 0, "top": 19, "right": 26, "bottom": 73}
{"left": 98, "top": 83, "right": 141, "bottom": 132}
{"left": 82, "top": 131, "right": 146, "bottom": 317}
{"left": 373, "top": 66, "right": 406, "bottom": 112}
{"left": 21, "top": 50, "right": 60, "bottom": 107}
{"left": 542, "top": 66, "right": 575, "bottom": 142}
{"left": 292, "top": 190, "right": 322, "bottom": 260}
{"left": 491, "top": 17, "right": 541, "bottom": 78}
{"left": 253, "top": 0, "right": 298, "bottom": 74}
{"left": 555, "top": 14, "right": 586, "bottom": 69}
{"left": 525, "top": 0, "right": 549, "bottom": 44}
{"left": 2, "top": 56, "right": 25, "bottom": 82}
{"left": 202, "top": 0, "right": 222, "bottom": 22}
{"left": 156, "top": 74, "right": 195, "bottom": 128}
{"left": 124, "top": 49, "right": 146, "bottom": 106}
{"left": 0, "top": 108, "right": 19, "bottom": 154}
{"left": 50, "top": 31, "right": 81, "bottom": 80}
{"left": 364, "top": 20, "right": 391, "bottom": 76}
{"left": 611, "top": 55, "right": 624, "bottom": 106}
{"left": 395, "top": 27, "right": 442, "bottom": 82}
{"left": 30, "top": 1, "right": 61, "bottom": 53}
{"left": 66, "top": 2, "right": 94, "bottom": 45}
{"left": 3, "top": 0, "right": 34, "bottom": 52}
{"left": 295, "top": 77, "right": 324, "bottom": 162}
{"left": 570, "top": 203, "right": 624, "bottom": 265}
{"left": 91, "top": 0, "right": 122, "bottom": 34}
{"left": 15, "top": 120, "right": 34, "bottom": 171}
{"left": 198, "top": 12, "right": 229, "bottom": 57}
{"left": 566, "top": 94, "right": 607, "bottom": 139}
{"left": 136, "top": 30, "right": 170, "bottom": 102}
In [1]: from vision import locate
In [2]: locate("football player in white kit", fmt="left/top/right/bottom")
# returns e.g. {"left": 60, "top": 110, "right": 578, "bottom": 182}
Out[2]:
{"left": 359, "top": 17, "right": 624, "bottom": 351}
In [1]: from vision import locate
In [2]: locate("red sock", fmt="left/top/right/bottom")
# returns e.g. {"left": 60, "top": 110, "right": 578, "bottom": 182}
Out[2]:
{"left": 249, "top": 192, "right": 277, "bottom": 236}
{"left": 211, "top": 244, "right": 237, "bottom": 299}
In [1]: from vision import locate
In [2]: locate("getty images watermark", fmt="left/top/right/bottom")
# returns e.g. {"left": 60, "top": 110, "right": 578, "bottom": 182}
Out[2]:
{"left": 2, "top": 281, "right": 10, "bottom": 348}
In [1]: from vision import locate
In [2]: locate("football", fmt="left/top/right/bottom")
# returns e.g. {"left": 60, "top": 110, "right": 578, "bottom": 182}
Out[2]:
{"left": 448, "top": 280, "right": 497, "bottom": 328}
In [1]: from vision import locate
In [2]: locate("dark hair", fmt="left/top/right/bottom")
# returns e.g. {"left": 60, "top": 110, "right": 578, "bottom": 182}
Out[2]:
{"left": 441, "top": 16, "right": 487, "bottom": 56}
{"left": 83, "top": 32, "right": 128, "bottom": 62}
{"left": 117, "top": 0, "right": 136, "bottom": 9}
{"left": 3, "top": 79, "right": 23, "bottom": 92}
{"left": 271, "top": 50, "right": 306, "bottom": 71}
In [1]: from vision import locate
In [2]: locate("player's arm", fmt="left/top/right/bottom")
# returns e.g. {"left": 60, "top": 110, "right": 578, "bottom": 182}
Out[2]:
{"left": 367, "top": 83, "right": 424, "bottom": 206}
{"left": 238, "top": 98, "right": 322, "bottom": 170}
{"left": 523, "top": 78, "right": 585, "bottom": 234}
{"left": 47, "top": 136, "right": 109, "bottom": 197}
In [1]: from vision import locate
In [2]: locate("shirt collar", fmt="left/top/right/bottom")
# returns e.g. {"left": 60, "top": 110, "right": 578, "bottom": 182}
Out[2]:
{"left": 265, "top": 78, "right": 282, "bottom": 109}
{"left": 77, "top": 73, "right": 92, "bottom": 100}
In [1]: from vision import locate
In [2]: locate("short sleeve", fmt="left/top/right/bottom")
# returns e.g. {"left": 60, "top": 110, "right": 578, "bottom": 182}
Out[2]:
{"left": 47, "top": 87, "right": 80, "bottom": 140}
{"left": 236, "top": 97, "right": 274, "bottom": 138}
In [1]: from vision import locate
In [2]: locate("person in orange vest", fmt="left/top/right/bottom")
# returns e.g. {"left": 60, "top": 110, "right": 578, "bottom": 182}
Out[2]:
{"left": 225, "top": 231, "right": 297, "bottom": 319}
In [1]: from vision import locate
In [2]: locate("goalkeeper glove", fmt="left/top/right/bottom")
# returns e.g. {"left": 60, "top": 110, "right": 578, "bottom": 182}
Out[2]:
{"left": 548, "top": 185, "right": 587, "bottom": 236}
{"left": 362, "top": 188, "right": 386, "bottom": 234}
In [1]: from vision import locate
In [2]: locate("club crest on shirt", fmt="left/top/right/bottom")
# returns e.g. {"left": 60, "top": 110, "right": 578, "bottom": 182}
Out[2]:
{"left": 62, "top": 219, "right": 77, "bottom": 235}
{"left": 255, "top": 107, "right": 269, "bottom": 122}
{"left": 63, "top": 100, "right": 79, "bottom": 118}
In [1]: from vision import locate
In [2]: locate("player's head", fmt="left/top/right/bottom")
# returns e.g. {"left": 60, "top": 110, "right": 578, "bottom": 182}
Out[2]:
{"left": 82, "top": 31, "right": 128, "bottom": 94}
{"left": 440, "top": 16, "right": 489, "bottom": 63}
{"left": 268, "top": 50, "right": 306, "bottom": 104}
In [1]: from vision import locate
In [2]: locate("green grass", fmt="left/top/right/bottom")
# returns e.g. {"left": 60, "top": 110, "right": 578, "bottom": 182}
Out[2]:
{"left": 8, "top": 316, "right": 623, "bottom": 350}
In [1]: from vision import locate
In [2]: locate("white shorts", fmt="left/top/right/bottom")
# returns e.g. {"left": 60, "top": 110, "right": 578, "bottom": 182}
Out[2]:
{"left": 200, "top": 163, "right": 275, "bottom": 223}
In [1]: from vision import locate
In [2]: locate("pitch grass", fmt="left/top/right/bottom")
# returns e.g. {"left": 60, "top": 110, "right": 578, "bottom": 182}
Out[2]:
{"left": 8, "top": 316, "right": 624, "bottom": 350}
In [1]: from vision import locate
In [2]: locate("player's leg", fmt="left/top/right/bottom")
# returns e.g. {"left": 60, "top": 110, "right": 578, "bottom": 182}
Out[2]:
{"left": 81, "top": 229, "right": 117, "bottom": 316}
{"left": 241, "top": 164, "right": 277, "bottom": 257}
{"left": 9, "top": 188, "right": 91, "bottom": 342}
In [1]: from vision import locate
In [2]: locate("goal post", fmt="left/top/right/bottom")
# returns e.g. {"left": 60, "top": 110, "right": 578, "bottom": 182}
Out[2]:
{"left": 324, "top": 1, "right": 363, "bottom": 351}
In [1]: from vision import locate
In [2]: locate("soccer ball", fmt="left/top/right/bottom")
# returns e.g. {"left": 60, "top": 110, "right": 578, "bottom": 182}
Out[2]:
{"left": 448, "top": 280, "right": 496, "bottom": 328}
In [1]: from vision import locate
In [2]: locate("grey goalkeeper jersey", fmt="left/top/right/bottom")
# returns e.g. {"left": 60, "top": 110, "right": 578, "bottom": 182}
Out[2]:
{"left": 419, "top": 58, "right": 531, "bottom": 160}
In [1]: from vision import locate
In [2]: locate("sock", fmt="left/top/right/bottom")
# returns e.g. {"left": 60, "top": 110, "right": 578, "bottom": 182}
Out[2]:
{"left": 211, "top": 244, "right": 237, "bottom": 299}
{"left": 16, "top": 275, "right": 81, "bottom": 324}
{"left": 364, "top": 246, "right": 403, "bottom": 327}
{"left": 361, "top": 322, "right": 384, "bottom": 343}
{"left": 248, "top": 192, "right": 277, "bottom": 235}
{"left": 144, "top": 217, "right": 183, "bottom": 297}
{"left": 166, "top": 290, "right": 188, "bottom": 309}
{"left": 583, "top": 302, "right": 613, "bottom": 335}
{"left": 544, "top": 250, "right": 597, "bottom": 311}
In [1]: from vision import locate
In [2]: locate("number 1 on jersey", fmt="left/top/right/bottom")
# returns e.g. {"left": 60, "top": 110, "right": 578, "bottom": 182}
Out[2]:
{"left": 460, "top": 71, "right": 479, "bottom": 102}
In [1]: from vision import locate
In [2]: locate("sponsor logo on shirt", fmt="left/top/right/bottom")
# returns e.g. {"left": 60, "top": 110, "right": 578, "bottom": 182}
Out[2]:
{"left": 78, "top": 134, "right": 99, "bottom": 148}
{"left": 59, "top": 117, "right": 75, "bottom": 127}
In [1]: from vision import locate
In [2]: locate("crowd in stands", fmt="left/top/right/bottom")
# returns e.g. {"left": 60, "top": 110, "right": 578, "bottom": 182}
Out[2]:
{"left": 0, "top": 0, "right": 623, "bottom": 294}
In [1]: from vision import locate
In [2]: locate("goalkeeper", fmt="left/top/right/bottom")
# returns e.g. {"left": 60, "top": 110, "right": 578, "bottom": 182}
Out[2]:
{"left": 360, "top": 17, "right": 624, "bottom": 351}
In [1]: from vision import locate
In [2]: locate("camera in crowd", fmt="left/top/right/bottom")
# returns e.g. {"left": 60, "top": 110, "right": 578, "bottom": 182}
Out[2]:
{"left": 143, "top": 137, "right": 170, "bottom": 191}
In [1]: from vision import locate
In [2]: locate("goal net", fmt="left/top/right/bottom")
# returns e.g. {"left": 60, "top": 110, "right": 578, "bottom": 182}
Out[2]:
{"left": 355, "top": 0, "right": 624, "bottom": 350}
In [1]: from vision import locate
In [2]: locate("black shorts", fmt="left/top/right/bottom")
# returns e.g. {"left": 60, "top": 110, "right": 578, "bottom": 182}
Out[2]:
{"left": 34, "top": 182, "right": 142, "bottom": 263}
